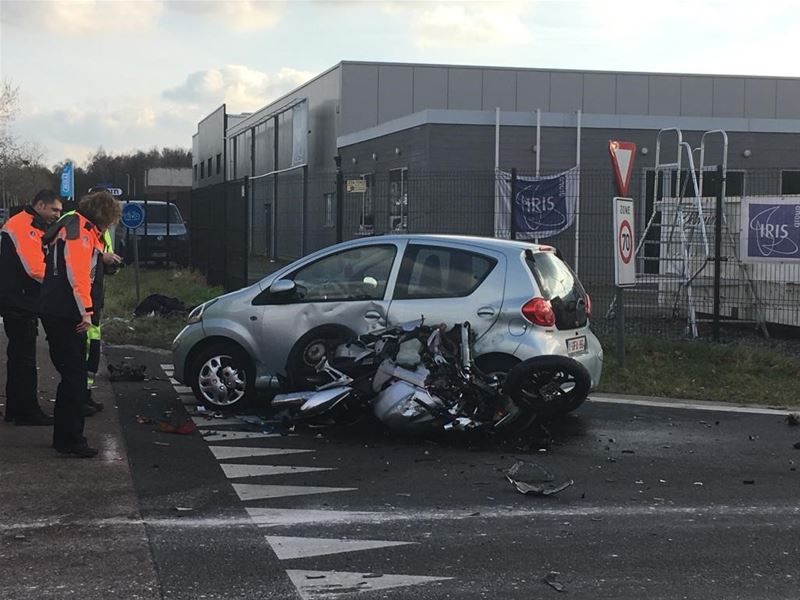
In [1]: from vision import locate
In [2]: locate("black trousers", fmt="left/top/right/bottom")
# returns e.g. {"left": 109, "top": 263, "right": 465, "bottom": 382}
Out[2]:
{"left": 2, "top": 311, "right": 41, "bottom": 421}
{"left": 42, "top": 316, "right": 87, "bottom": 448}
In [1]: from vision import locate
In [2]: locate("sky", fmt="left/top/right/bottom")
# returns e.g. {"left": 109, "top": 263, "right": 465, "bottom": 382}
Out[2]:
{"left": 1, "top": 0, "right": 799, "bottom": 167}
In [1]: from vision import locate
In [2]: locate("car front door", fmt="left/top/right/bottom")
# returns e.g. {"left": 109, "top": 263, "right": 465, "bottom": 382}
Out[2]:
{"left": 385, "top": 242, "right": 506, "bottom": 340}
{"left": 255, "top": 242, "right": 403, "bottom": 381}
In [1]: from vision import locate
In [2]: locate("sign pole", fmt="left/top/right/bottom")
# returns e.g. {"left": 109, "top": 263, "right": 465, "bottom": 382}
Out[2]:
{"left": 616, "top": 285, "right": 625, "bottom": 369}
{"left": 133, "top": 230, "right": 140, "bottom": 306}
{"left": 120, "top": 202, "right": 146, "bottom": 306}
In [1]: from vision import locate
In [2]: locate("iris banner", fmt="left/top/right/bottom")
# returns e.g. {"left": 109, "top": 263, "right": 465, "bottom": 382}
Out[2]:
{"left": 494, "top": 167, "right": 579, "bottom": 239}
{"left": 60, "top": 161, "right": 74, "bottom": 199}
{"left": 740, "top": 196, "right": 800, "bottom": 263}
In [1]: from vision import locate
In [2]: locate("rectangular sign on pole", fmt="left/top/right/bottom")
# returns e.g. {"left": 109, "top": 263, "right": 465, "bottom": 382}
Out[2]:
{"left": 60, "top": 161, "right": 74, "bottom": 198}
{"left": 614, "top": 197, "right": 636, "bottom": 287}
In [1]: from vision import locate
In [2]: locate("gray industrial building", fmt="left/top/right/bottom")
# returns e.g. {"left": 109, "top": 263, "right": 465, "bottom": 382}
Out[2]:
{"left": 191, "top": 60, "right": 800, "bottom": 332}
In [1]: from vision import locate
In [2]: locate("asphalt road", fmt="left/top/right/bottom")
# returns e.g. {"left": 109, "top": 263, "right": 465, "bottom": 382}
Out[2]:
{"left": 107, "top": 346, "right": 800, "bottom": 600}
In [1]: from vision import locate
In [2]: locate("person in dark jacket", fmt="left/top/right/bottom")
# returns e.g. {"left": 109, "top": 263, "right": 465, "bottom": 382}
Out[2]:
{"left": 40, "top": 191, "right": 120, "bottom": 457}
{"left": 0, "top": 189, "right": 63, "bottom": 425}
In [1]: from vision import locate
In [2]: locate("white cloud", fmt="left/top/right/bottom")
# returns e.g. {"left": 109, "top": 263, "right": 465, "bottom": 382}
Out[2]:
{"left": 1, "top": 0, "right": 162, "bottom": 35}
{"left": 164, "top": 0, "right": 285, "bottom": 31}
{"left": 163, "top": 65, "right": 315, "bottom": 112}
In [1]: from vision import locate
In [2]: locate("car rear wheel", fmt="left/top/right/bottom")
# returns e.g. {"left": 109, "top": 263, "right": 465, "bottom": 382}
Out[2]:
{"left": 503, "top": 355, "right": 591, "bottom": 418}
{"left": 189, "top": 342, "right": 254, "bottom": 410}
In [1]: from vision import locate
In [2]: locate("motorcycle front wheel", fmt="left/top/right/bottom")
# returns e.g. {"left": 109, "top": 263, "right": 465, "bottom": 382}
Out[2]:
{"left": 502, "top": 355, "right": 591, "bottom": 419}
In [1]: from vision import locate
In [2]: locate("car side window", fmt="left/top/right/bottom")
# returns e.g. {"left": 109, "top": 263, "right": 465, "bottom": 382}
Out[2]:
{"left": 289, "top": 245, "right": 397, "bottom": 302}
{"left": 395, "top": 245, "right": 496, "bottom": 300}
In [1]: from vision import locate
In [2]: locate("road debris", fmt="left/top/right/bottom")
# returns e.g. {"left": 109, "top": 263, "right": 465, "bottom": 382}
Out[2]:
{"left": 108, "top": 362, "right": 147, "bottom": 382}
{"left": 787, "top": 413, "right": 800, "bottom": 427}
{"left": 505, "top": 460, "right": 573, "bottom": 496}
{"left": 542, "top": 571, "right": 566, "bottom": 592}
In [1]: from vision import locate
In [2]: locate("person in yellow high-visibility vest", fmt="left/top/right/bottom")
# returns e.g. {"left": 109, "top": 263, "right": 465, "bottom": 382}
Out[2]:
{"left": 56, "top": 211, "right": 121, "bottom": 415}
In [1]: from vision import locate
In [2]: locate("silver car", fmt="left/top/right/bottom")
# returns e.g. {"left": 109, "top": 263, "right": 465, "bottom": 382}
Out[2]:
{"left": 172, "top": 235, "right": 602, "bottom": 410}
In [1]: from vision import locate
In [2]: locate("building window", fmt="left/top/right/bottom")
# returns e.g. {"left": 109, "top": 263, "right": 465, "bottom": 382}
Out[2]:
{"left": 207, "top": 158, "right": 212, "bottom": 177}
{"left": 193, "top": 164, "right": 197, "bottom": 181}
{"left": 389, "top": 167, "right": 408, "bottom": 232}
{"left": 216, "top": 153, "right": 222, "bottom": 175}
{"left": 781, "top": 170, "right": 800, "bottom": 195}
{"left": 358, "top": 173, "right": 375, "bottom": 236}
{"left": 200, "top": 161, "right": 205, "bottom": 179}
{"left": 324, "top": 193, "right": 336, "bottom": 228}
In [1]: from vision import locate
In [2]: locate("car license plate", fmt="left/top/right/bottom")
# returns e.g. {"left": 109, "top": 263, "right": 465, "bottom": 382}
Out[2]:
{"left": 566, "top": 335, "right": 586, "bottom": 355}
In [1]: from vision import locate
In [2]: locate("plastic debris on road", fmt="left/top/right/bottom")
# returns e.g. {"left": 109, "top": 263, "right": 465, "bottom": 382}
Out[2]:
{"left": 504, "top": 460, "right": 573, "bottom": 496}
{"left": 787, "top": 413, "right": 800, "bottom": 427}
{"left": 542, "top": 571, "right": 566, "bottom": 592}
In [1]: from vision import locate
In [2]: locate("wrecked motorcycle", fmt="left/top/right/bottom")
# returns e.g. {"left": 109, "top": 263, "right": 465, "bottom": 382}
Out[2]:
{"left": 270, "top": 320, "right": 591, "bottom": 436}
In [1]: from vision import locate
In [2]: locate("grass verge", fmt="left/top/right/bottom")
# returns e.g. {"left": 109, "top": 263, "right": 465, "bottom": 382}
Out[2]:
{"left": 103, "top": 267, "right": 224, "bottom": 349}
{"left": 598, "top": 335, "right": 800, "bottom": 407}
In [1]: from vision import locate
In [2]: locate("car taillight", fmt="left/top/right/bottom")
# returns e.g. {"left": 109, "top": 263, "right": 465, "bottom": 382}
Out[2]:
{"left": 521, "top": 297, "right": 555, "bottom": 327}
{"left": 585, "top": 293, "right": 592, "bottom": 318}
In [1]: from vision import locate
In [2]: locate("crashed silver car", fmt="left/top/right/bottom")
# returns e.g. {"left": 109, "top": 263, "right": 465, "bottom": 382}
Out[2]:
{"left": 171, "top": 234, "right": 603, "bottom": 410}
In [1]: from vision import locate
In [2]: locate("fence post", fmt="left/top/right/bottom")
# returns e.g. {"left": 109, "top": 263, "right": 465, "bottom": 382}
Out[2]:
{"left": 713, "top": 163, "right": 725, "bottom": 341}
{"left": 165, "top": 191, "right": 171, "bottom": 265}
{"left": 510, "top": 168, "right": 518, "bottom": 240}
{"left": 243, "top": 176, "right": 250, "bottom": 288}
{"left": 335, "top": 155, "right": 344, "bottom": 243}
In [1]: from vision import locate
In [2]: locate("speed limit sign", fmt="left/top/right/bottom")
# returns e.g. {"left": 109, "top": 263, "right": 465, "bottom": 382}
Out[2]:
{"left": 614, "top": 197, "right": 636, "bottom": 287}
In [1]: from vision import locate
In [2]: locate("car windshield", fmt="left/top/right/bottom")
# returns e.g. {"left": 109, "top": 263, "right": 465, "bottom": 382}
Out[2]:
{"left": 131, "top": 203, "right": 183, "bottom": 224}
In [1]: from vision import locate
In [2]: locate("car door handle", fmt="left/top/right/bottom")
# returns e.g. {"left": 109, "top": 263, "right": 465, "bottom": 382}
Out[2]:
{"left": 364, "top": 310, "right": 383, "bottom": 321}
{"left": 477, "top": 306, "right": 496, "bottom": 318}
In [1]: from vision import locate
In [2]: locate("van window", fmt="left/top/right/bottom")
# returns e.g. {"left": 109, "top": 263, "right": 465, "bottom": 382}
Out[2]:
{"left": 138, "top": 204, "right": 183, "bottom": 224}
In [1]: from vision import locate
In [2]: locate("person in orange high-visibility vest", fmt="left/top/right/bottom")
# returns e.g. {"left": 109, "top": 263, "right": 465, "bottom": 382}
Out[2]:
{"left": 40, "top": 191, "right": 120, "bottom": 458}
{"left": 0, "top": 190, "right": 63, "bottom": 425}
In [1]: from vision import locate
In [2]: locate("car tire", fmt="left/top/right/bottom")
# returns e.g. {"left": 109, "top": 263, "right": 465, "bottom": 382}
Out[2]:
{"left": 502, "top": 355, "right": 591, "bottom": 419}
{"left": 285, "top": 325, "right": 355, "bottom": 391}
{"left": 188, "top": 342, "right": 255, "bottom": 411}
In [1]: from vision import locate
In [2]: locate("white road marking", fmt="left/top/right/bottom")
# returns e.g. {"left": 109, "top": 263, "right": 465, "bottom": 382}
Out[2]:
{"left": 181, "top": 396, "right": 198, "bottom": 406}
{"left": 232, "top": 483, "right": 356, "bottom": 501}
{"left": 160, "top": 363, "right": 174, "bottom": 370}
{"left": 202, "top": 431, "right": 286, "bottom": 442}
{"left": 173, "top": 385, "right": 193, "bottom": 394}
{"left": 286, "top": 570, "right": 451, "bottom": 599}
{"left": 589, "top": 394, "right": 795, "bottom": 415}
{"left": 169, "top": 377, "right": 180, "bottom": 385}
{"left": 209, "top": 446, "right": 314, "bottom": 461}
{"left": 267, "top": 535, "right": 414, "bottom": 560}
{"left": 247, "top": 508, "right": 379, "bottom": 527}
{"left": 192, "top": 417, "right": 250, "bottom": 427}
{"left": 221, "top": 464, "right": 334, "bottom": 479}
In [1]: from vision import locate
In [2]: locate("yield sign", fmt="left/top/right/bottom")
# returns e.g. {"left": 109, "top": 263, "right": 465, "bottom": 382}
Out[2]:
{"left": 608, "top": 140, "right": 637, "bottom": 197}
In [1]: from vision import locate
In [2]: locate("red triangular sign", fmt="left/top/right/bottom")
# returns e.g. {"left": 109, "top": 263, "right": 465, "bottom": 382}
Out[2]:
{"left": 608, "top": 140, "right": 637, "bottom": 197}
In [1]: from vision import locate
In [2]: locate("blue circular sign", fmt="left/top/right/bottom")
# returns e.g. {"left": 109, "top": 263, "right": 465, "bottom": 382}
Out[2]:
{"left": 121, "top": 203, "right": 145, "bottom": 229}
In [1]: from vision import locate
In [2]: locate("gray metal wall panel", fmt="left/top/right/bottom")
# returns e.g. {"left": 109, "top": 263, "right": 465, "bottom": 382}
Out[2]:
{"left": 448, "top": 68, "right": 483, "bottom": 110}
{"left": 550, "top": 72, "right": 582, "bottom": 112}
{"left": 616, "top": 74, "right": 648, "bottom": 114}
{"left": 776, "top": 79, "right": 800, "bottom": 118}
{"left": 681, "top": 77, "right": 713, "bottom": 116}
{"left": 412, "top": 66, "right": 448, "bottom": 111}
{"left": 378, "top": 65, "right": 413, "bottom": 123}
{"left": 649, "top": 75, "right": 681, "bottom": 115}
{"left": 340, "top": 64, "right": 379, "bottom": 134}
{"left": 713, "top": 77, "right": 745, "bottom": 118}
{"left": 482, "top": 69, "right": 517, "bottom": 111}
{"left": 745, "top": 78, "right": 776, "bottom": 118}
{"left": 583, "top": 73, "right": 616, "bottom": 114}
{"left": 516, "top": 71, "right": 550, "bottom": 111}
{"left": 195, "top": 106, "right": 225, "bottom": 188}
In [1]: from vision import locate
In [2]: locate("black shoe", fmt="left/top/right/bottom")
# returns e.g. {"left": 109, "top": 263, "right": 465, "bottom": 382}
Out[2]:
{"left": 54, "top": 443, "right": 98, "bottom": 458}
{"left": 87, "top": 398, "right": 105, "bottom": 412}
{"left": 15, "top": 413, "right": 54, "bottom": 426}
{"left": 82, "top": 403, "right": 98, "bottom": 417}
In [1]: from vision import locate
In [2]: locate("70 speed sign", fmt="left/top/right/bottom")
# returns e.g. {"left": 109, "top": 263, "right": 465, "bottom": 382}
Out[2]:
{"left": 613, "top": 197, "right": 636, "bottom": 287}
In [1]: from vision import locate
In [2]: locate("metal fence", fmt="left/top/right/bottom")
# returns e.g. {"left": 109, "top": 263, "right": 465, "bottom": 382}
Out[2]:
{"left": 190, "top": 168, "right": 800, "bottom": 339}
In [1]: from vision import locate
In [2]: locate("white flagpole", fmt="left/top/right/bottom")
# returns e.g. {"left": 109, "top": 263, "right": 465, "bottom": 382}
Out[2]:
{"left": 535, "top": 108, "right": 541, "bottom": 177}
{"left": 574, "top": 109, "right": 582, "bottom": 275}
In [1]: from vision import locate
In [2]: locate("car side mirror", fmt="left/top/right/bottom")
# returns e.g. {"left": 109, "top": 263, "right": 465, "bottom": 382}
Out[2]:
{"left": 269, "top": 279, "right": 296, "bottom": 295}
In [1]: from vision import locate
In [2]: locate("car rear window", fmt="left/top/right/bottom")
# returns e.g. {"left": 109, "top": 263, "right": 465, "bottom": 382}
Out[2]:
{"left": 525, "top": 250, "right": 588, "bottom": 329}
{"left": 128, "top": 203, "right": 183, "bottom": 224}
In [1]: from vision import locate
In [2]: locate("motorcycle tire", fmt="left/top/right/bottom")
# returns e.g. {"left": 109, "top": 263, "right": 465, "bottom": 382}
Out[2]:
{"left": 502, "top": 355, "right": 591, "bottom": 419}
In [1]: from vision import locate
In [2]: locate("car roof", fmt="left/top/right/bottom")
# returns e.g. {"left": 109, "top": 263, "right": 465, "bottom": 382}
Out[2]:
{"left": 349, "top": 233, "right": 553, "bottom": 253}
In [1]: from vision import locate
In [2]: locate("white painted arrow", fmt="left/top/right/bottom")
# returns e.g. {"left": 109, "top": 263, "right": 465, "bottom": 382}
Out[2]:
{"left": 286, "top": 570, "right": 452, "bottom": 599}
{"left": 209, "top": 446, "right": 314, "bottom": 461}
{"left": 267, "top": 535, "right": 413, "bottom": 560}
{"left": 232, "top": 483, "right": 355, "bottom": 501}
{"left": 221, "top": 464, "right": 334, "bottom": 479}
{"left": 202, "top": 431, "right": 285, "bottom": 442}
